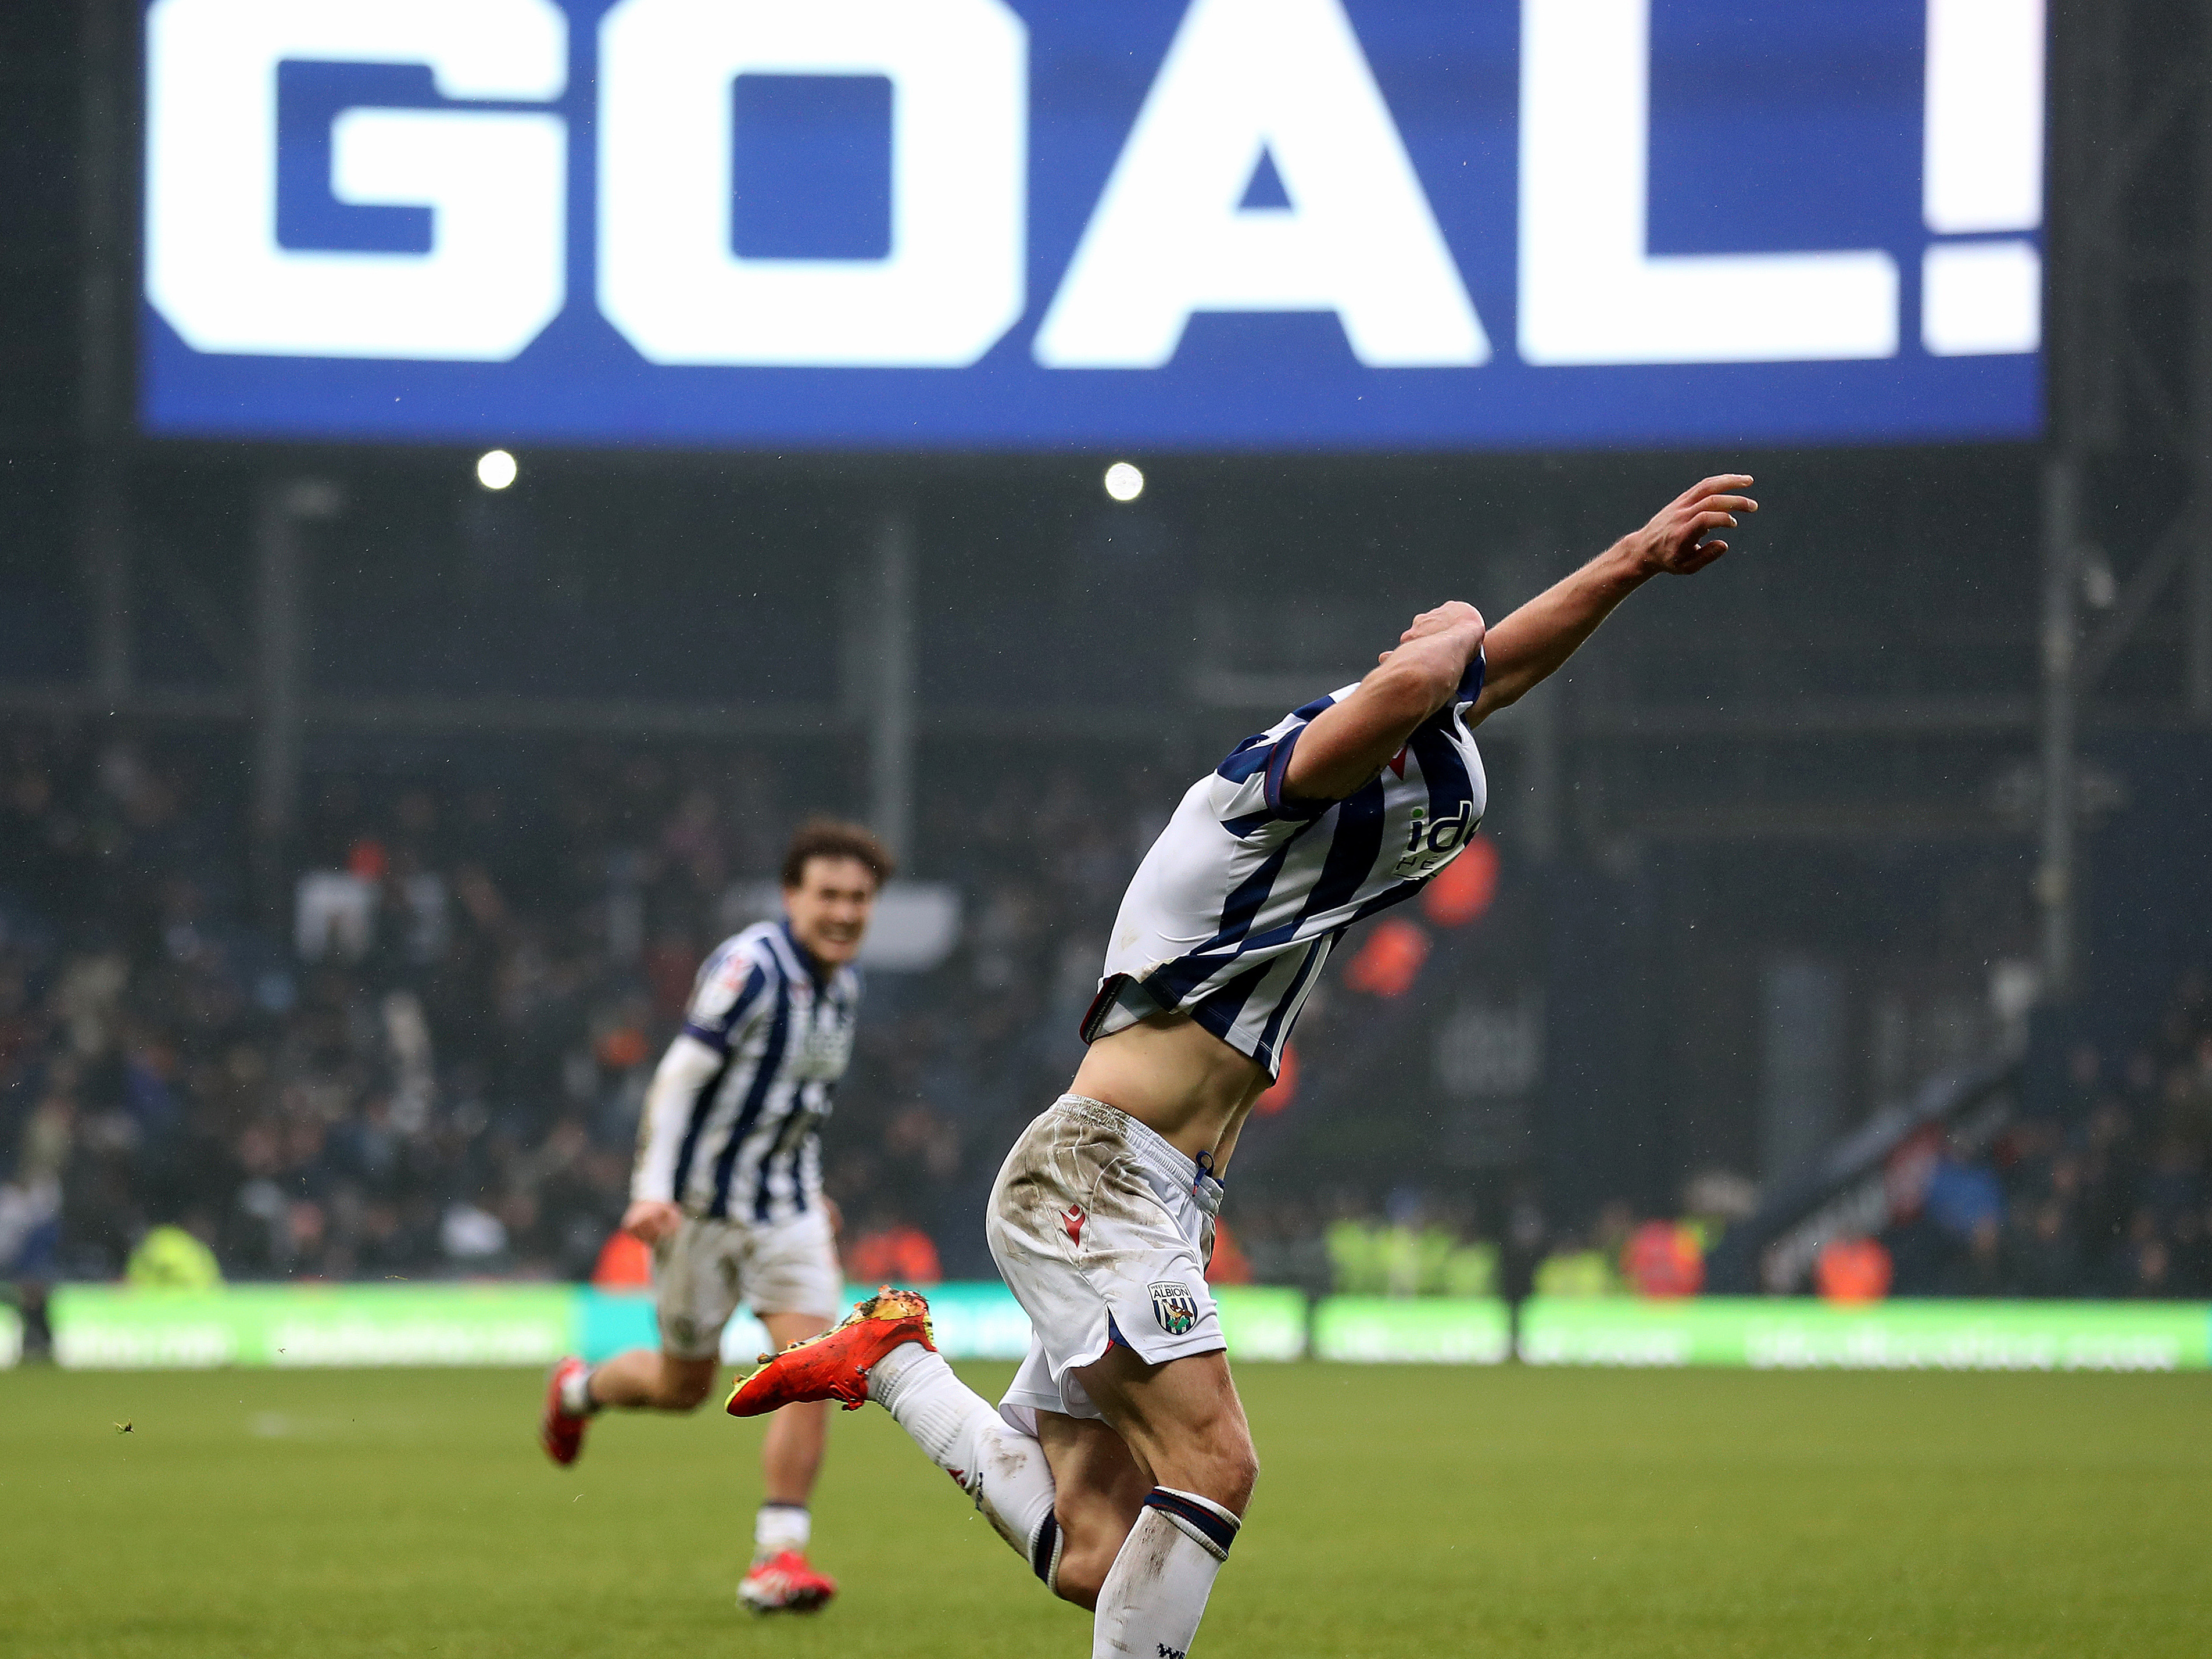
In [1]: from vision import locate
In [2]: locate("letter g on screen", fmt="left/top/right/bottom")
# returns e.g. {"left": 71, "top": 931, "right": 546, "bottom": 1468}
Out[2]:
{"left": 146, "top": 0, "right": 570, "bottom": 361}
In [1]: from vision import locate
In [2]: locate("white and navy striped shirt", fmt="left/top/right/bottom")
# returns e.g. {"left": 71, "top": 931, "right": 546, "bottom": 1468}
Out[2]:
{"left": 633, "top": 920, "right": 860, "bottom": 1224}
{"left": 1083, "top": 653, "right": 1486, "bottom": 1078}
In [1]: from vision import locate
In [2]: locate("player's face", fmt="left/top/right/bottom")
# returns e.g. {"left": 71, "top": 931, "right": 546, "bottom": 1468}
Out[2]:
{"left": 783, "top": 855, "right": 879, "bottom": 967}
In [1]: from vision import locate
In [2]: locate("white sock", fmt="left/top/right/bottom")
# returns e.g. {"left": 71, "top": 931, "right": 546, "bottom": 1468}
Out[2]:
{"left": 560, "top": 1366, "right": 597, "bottom": 1417}
{"left": 754, "top": 1503, "right": 810, "bottom": 1563}
{"left": 1092, "top": 1490, "right": 1240, "bottom": 1659}
{"left": 868, "top": 1342, "right": 1062, "bottom": 1585}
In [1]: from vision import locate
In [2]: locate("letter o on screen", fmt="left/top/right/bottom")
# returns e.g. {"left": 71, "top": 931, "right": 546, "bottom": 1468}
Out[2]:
{"left": 598, "top": 0, "right": 1028, "bottom": 367}
{"left": 145, "top": 0, "right": 568, "bottom": 361}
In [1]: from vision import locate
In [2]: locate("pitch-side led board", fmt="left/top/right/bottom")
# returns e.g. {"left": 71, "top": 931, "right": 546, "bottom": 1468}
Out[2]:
{"left": 141, "top": 0, "right": 2045, "bottom": 451}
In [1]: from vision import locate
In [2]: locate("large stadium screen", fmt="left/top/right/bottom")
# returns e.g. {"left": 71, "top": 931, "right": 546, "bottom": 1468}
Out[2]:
{"left": 141, "top": 0, "right": 2045, "bottom": 452}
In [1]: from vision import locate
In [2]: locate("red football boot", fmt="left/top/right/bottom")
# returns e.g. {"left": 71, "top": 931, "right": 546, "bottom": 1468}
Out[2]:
{"left": 725, "top": 1287, "right": 935, "bottom": 1416}
{"left": 738, "top": 1550, "right": 839, "bottom": 1614}
{"left": 540, "top": 1357, "right": 591, "bottom": 1466}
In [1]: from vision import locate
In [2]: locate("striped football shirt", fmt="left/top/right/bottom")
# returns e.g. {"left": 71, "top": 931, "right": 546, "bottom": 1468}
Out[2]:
{"left": 1082, "top": 651, "right": 1486, "bottom": 1077}
{"left": 634, "top": 920, "right": 859, "bottom": 1223}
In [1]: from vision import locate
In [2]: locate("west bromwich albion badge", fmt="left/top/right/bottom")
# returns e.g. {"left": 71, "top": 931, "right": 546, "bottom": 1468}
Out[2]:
{"left": 1149, "top": 1280, "right": 1199, "bottom": 1336}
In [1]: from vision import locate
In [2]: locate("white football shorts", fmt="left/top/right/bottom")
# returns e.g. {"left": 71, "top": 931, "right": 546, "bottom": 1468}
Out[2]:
{"left": 987, "top": 1094, "right": 1225, "bottom": 1427}
{"left": 653, "top": 1206, "right": 842, "bottom": 1360}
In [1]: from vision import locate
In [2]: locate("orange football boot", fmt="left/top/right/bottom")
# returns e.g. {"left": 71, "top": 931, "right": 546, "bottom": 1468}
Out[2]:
{"left": 738, "top": 1549, "right": 839, "bottom": 1614}
{"left": 725, "top": 1287, "right": 935, "bottom": 1416}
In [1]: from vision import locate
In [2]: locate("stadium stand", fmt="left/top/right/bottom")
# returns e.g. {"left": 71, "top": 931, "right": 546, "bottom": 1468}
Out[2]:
{"left": 2, "top": 718, "right": 2206, "bottom": 1325}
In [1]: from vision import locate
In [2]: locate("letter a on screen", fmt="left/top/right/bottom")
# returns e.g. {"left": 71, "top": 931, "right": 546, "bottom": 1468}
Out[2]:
{"left": 1035, "top": 0, "right": 1487, "bottom": 369}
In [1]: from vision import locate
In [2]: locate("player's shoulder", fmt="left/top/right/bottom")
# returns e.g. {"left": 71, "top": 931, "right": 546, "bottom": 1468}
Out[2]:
{"left": 703, "top": 922, "right": 786, "bottom": 988}
{"left": 1212, "top": 685, "right": 1354, "bottom": 784}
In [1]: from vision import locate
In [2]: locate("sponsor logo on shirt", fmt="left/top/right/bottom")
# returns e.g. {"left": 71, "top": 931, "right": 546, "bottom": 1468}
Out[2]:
{"left": 1392, "top": 796, "right": 1477, "bottom": 878}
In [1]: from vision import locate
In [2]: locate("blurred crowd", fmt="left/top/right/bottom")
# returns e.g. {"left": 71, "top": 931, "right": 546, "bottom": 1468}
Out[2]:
{"left": 1, "top": 720, "right": 2208, "bottom": 1320}
{"left": 1870, "top": 974, "right": 2212, "bottom": 1300}
{"left": 0, "top": 725, "right": 1173, "bottom": 1299}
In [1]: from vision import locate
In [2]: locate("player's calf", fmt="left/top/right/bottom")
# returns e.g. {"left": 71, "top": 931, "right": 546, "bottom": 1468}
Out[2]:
{"left": 1030, "top": 1411, "right": 1155, "bottom": 1610}
{"left": 587, "top": 1348, "right": 719, "bottom": 1411}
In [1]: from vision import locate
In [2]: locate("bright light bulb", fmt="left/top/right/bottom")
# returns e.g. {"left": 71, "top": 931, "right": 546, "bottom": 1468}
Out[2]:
{"left": 1103, "top": 461, "right": 1144, "bottom": 503}
{"left": 476, "top": 449, "right": 518, "bottom": 490}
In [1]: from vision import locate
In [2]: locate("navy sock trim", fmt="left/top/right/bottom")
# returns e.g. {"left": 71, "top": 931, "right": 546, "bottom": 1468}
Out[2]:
{"left": 1029, "top": 1511, "right": 1062, "bottom": 1585}
{"left": 1144, "top": 1489, "right": 1239, "bottom": 1556}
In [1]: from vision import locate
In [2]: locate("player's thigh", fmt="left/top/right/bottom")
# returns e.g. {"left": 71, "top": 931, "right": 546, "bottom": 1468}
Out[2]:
{"left": 1072, "top": 1344, "right": 1257, "bottom": 1516}
{"left": 740, "top": 1209, "right": 843, "bottom": 1328}
{"left": 1035, "top": 1409, "right": 1152, "bottom": 1604}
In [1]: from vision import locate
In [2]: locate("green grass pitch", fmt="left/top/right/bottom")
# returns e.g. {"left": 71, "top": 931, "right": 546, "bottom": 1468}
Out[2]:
{"left": 3, "top": 1361, "right": 2206, "bottom": 1658}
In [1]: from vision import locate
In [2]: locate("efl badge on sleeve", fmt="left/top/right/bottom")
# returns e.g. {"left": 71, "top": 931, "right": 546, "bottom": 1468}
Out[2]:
{"left": 1149, "top": 1280, "right": 1199, "bottom": 1336}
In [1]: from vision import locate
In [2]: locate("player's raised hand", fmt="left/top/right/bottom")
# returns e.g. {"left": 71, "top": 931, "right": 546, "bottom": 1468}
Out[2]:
{"left": 1376, "top": 599, "right": 1486, "bottom": 665}
{"left": 1630, "top": 474, "right": 1757, "bottom": 576}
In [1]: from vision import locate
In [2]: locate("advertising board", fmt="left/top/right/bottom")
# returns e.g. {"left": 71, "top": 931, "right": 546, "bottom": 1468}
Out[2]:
{"left": 1313, "top": 1296, "right": 1513, "bottom": 1363}
{"left": 41, "top": 1282, "right": 1306, "bottom": 1369}
{"left": 31, "top": 1287, "right": 2212, "bottom": 1370}
{"left": 1517, "top": 1297, "right": 2212, "bottom": 1371}
{"left": 49, "top": 1284, "right": 577, "bottom": 1370}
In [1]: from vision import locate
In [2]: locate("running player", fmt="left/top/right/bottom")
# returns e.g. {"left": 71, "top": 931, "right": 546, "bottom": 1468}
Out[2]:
{"left": 540, "top": 819, "right": 892, "bottom": 1614}
{"left": 729, "top": 476, "right": 1756, "bottom": 1656}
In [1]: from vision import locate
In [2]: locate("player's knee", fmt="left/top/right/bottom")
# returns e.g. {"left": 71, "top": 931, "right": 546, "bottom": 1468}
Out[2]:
{"left": 1174, "top": 1427, "right": 1258, "bottom": 1514}
{"left": 1210, "top": 1438, "right": 1260, "bottom": 1513}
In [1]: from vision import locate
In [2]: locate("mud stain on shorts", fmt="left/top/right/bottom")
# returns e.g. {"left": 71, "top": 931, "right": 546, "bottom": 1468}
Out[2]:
{"left": 992, "top": 1109, "right": 1164, "bottom": 1269}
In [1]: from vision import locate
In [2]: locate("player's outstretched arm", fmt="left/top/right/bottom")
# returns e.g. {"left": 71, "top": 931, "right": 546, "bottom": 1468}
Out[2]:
{"left": 1467, "top": 474, "right": 1755, "bottom": 725}
{"left": 1282, "top": 601, "right": 1487, "bottom": 804}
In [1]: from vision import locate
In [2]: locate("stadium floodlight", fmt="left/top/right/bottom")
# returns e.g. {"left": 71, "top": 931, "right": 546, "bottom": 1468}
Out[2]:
{"left": 1104, "top": 461, "right": 1144, "bottom": 503}
{"left": 476, "top": 449, "right": 518, "bottom": 490}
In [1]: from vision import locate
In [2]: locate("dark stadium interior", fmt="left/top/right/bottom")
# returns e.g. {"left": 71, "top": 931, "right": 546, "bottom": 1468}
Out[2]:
{"left": 3, "top": 444, "right": 2209, "bottom": 1303}
{"left": 4, "top": 0, "right": 2212, "bottom": 1323}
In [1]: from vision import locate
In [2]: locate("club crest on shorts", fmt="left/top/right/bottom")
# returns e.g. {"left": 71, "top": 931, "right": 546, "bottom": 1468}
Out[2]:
{"left": 1148, "top": 1280, "right": 1199, "bottom": 1336}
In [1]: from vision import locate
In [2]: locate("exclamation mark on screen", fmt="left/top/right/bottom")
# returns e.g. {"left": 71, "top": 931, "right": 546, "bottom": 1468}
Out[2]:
{"left": 1921, "top": 0, "right": 2046, "bottom": 356}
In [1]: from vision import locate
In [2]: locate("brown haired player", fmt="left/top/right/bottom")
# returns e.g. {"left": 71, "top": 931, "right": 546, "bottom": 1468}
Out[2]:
{"left": 539, "top": 819, "right": 892, "bottom": 1614}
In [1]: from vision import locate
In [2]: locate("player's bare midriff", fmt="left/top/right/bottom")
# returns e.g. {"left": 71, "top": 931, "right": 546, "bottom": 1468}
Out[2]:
{"left": 1066, "top": 1011, "right": 1272, "bottom": 1169}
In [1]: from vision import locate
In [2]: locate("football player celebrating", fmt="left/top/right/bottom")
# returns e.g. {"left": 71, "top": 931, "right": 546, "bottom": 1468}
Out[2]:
{"left": 541, "top": 820, "right": 892, "bottom": 1614}
{"left": 729, "top": 476, "right": 1754, "bottom": 1656}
